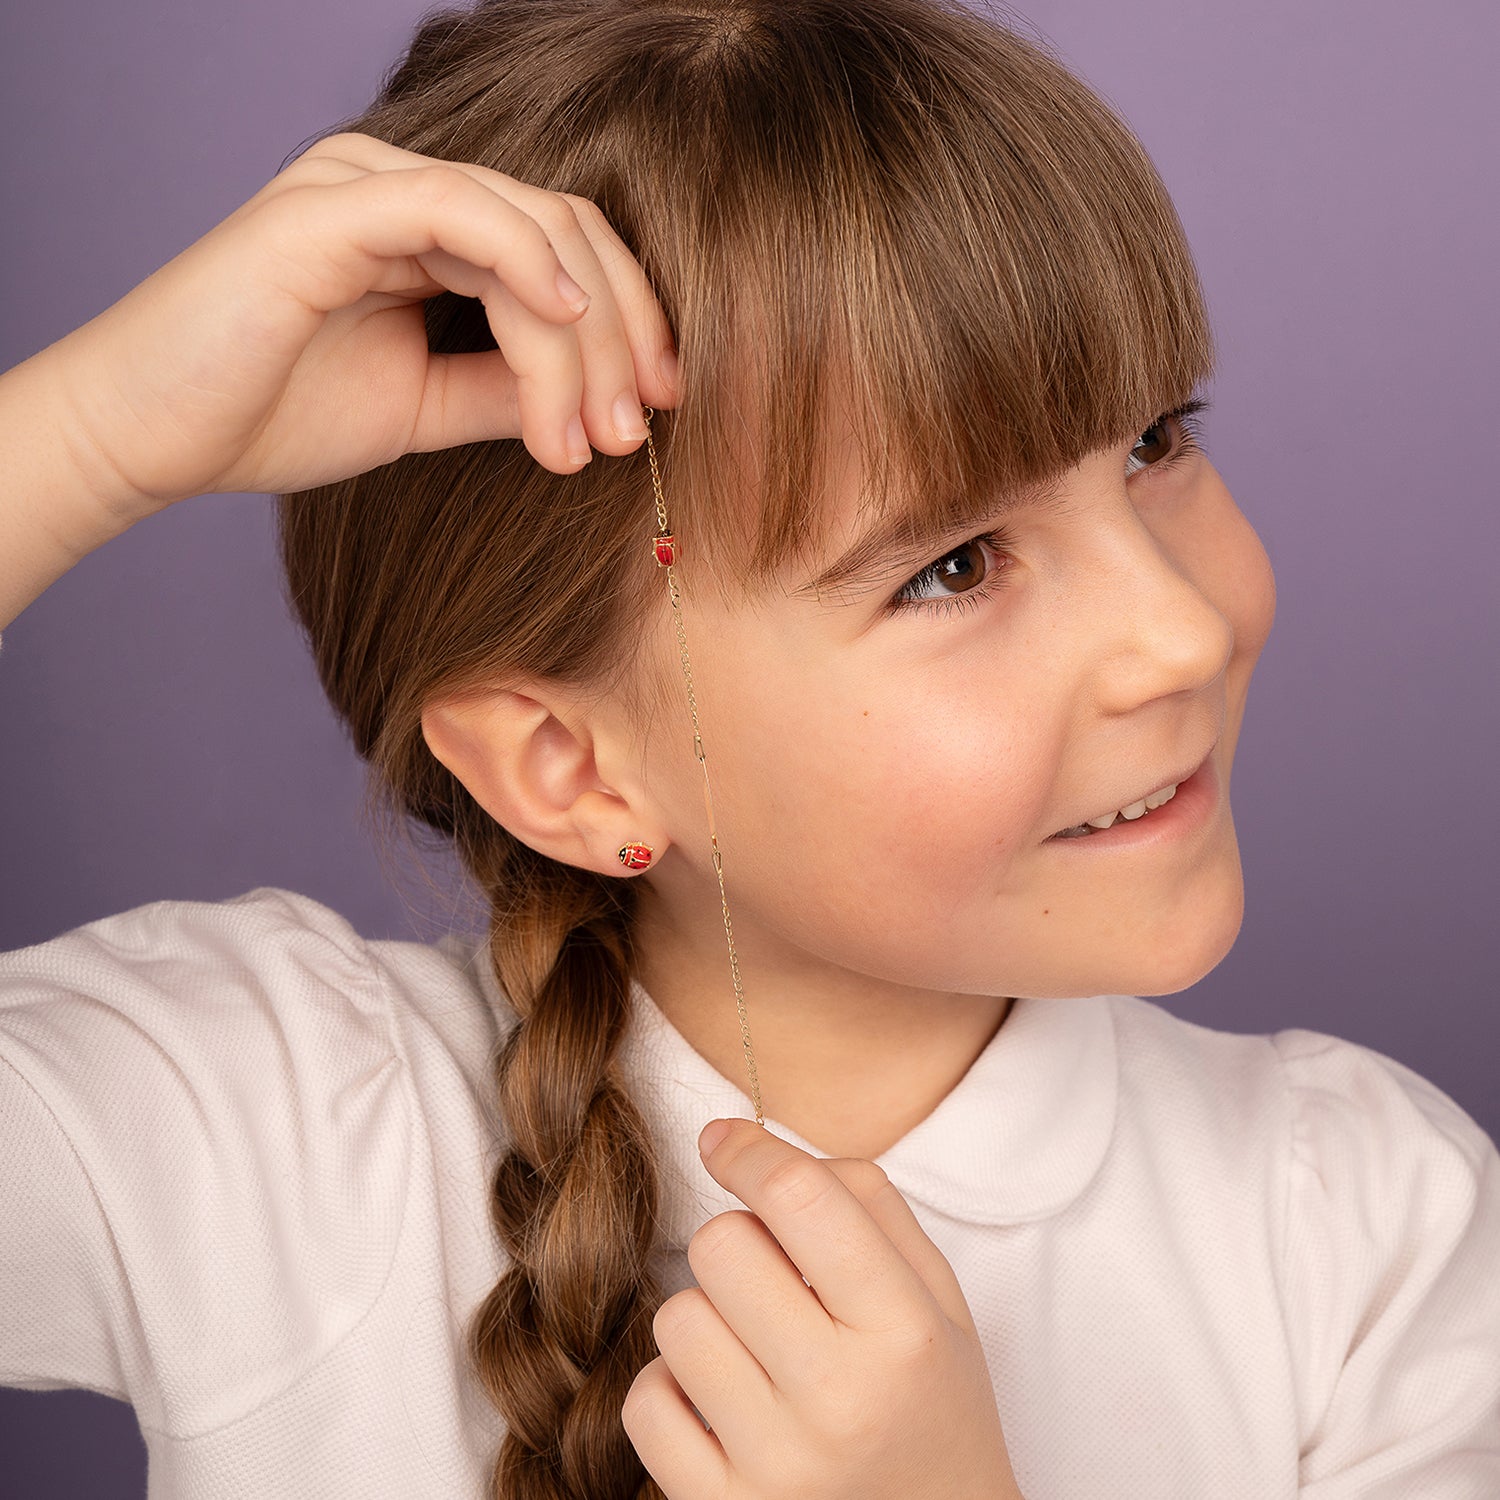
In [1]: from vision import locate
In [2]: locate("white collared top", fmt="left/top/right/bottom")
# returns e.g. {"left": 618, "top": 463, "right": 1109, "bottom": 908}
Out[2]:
{"left": 2, "top": 886, "right": 1497, "bottom": 1497}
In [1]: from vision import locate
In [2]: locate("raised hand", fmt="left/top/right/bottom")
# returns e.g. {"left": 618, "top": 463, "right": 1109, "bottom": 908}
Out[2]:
{"left": 623, "top": 1117, "right": 1026, "bottom": 1500}
{"left": 23, "top": 130, "right": 679, "bottom": 524}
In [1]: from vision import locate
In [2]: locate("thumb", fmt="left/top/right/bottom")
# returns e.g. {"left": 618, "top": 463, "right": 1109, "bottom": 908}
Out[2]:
{"left": 406, "top": 348, "right": 527, "bottom": 454}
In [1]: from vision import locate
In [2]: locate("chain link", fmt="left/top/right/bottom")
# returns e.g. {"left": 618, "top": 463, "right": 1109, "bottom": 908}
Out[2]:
{"left": 642, "top": 407, "right": 764, "bottom": 1128}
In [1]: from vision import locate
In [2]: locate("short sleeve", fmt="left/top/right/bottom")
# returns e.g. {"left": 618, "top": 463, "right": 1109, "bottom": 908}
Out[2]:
{"left": 1273, "top": 1028, "right": 1500, "bottom": 1496}
{"left": 0, "top": 888, "right": 410, "bottom": 1439}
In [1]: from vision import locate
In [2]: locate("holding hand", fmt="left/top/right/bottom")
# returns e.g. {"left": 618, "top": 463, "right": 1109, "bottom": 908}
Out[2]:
{"left": 24, "top": 130, "right": 679, "bottom": 524}
{"left": 623, "top": 1118, "right": 1026, "bottom": 1500}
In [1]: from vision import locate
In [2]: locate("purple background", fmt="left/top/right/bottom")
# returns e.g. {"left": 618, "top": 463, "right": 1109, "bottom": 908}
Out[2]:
{"left": 2, "top": 0, "right": 1497, "bottom": 1491}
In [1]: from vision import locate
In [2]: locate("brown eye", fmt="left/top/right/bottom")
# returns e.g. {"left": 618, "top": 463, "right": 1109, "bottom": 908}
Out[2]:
{"left": 890, "top": 529, "right": 1016, "bottom": 614}
{"left": 923, "top": 539, "right": 989, "bottom": 596}
{"left": 1126, "top": 413, "right": 1176, "bottom": 475}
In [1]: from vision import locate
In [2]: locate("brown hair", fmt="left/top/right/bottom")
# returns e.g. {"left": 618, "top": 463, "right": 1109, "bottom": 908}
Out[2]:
{"left": 276, "top": 1, "right": 1213, "bottom": 1494}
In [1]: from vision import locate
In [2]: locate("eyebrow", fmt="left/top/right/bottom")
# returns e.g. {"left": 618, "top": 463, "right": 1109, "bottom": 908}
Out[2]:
{"left": 794, "top": 474, "right": 1068, "bottom": 601}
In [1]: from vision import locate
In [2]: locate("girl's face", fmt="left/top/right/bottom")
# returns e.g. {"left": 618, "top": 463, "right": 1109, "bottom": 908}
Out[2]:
{"left": 628, "top": 402, "right": 1276, "bottom": 1005}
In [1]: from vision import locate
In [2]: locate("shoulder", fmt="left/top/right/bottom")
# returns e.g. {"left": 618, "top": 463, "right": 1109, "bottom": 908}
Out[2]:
{"left": 1104, "top": 996, "right": 1488, "bottom": 1158}
{"left": 1263, "top": 1035, "right": 1500, "bottom": 1475}
{"left": 1102, "top": 992, "right": 1496, "bottom": 1194}
{"left": 2, "top": 883, "right": 390, "bottom": 1015}
{"left": 1267, "top": 1023, "right": 1496, "bottom": 1187}
{"left": 1102, "top": 993, "right": 1286, "bottom": 1141}
{"left": 0, "top": 887, "right": 404, "bottom": 1144}
{"left": 1105, "top": 997, "right": 1500, "bottom": 1471}
{"left": 1263, "top": 1024, "right": 1499, "bottom": 1334}
{"left": 1099, "top": 994, "right": 1499, "bottom": 1269}
{"left": 0, "top": 882, "right": 517, "bottom": 1077}
{"left": 0, "top": 886, "right": 502, "bottom": 1436}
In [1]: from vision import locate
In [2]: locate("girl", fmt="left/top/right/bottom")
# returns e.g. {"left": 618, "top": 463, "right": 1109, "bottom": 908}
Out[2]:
{"left": 2, "top": 1, "right": 1497, "bottom": 1497}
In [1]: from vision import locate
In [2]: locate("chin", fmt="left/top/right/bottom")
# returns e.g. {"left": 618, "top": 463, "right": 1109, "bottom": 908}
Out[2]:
{"left": 1120, "top": 853, "right": 1246, "bottom": 998}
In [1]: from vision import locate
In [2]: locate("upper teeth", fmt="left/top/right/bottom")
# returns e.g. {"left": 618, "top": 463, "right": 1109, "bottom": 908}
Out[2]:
{"left": 1084, "top": 782, "right": 1178, "bottom": 830}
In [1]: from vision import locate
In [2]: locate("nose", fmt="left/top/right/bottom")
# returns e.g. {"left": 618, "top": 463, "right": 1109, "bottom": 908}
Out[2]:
{"left": 1083, "top": 505, "right": 1234, "bottom": 716}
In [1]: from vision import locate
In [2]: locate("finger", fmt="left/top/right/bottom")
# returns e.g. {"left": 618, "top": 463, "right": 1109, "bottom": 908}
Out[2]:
{"left": 481, "top": 276, "right": 592, "bottom": 469}
{"left": 621, "top": 1354, "right": 732, "bottom": 1500}
{"left": 332, "top": 173, "right": 646, "bottom": 462}
{"left": 259, "top": 171, "right": 601, "bottom": 471}
{"left": 384, "top": 252, "right": 588, "bottom": 468}
{"left": 297, "top": 135, "right": 679, "bottom": 412}
{"left": 404, "top": 348, "right": 528, "bottom": 455}
{"left": 821, "top": 1157, "right": 976, "bottom": 1334}
{"left": 314, "top": 268, "right": 578, "bottom": 472}
{"left": 560, "top": 191, "right": 680, "bottom": 411}
{"left": 259, "top": 164, "right": 592, "bottom": 325}
{"left": 651, "top": 1285, "right": 777, "bottom": 1461}
{"left": 426, "top": 184, "right": 646, "bottom": 456}
{"left": 698, "top": 1118, "right": 936, "bottom": 1333}
{"left": 413, "top": 182, "right": 667, "bottom": 451}
{"left": 686, "top": 1208, "right": 837, "bottom": 1393}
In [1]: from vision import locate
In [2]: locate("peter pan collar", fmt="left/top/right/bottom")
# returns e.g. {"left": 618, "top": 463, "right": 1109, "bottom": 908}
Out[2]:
{"left": 617, "top": 981, "right": 1120, "bottom": 1243}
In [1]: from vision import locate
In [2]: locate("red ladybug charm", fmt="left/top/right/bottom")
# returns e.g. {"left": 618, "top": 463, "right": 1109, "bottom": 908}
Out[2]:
{"left": 617, "top": 842, "right": 655, "bottom": 871}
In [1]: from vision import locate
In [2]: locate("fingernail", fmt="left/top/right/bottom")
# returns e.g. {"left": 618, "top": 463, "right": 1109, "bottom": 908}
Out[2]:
{"left": 565, "top": 414, "right": 591, "bottom": 465}
{"left": 612, "top": 392, "right": 648, "bottom": 441}
{"left": 556, "top": 268, "right": 590, "bottom": 313}
{"left": 699, "top": 1118, "right": 732, "bottom": 1157}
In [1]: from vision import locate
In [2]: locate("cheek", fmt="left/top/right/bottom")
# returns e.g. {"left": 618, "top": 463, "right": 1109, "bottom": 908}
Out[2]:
{"left": 713, "top": 655, "right": 1054, "bottom": 923}
{"left": 1227, "top": 512, "right": 1276, "bottom": 665}
{"left": 1198, "top": 493, "right": 1276, "bottom": 768}
{"left": 1149, "top": 472, "right": 1273, "bottom": 773}
{"left": 1186, "top": 474, "right": 1276, "bottom": 668}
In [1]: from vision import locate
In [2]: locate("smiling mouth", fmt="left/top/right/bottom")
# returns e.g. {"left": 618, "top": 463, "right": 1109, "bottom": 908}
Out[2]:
{"left": 1051, "top": 780, "right": 1180, "bottom": 838}
{"left": 1048, "top": 747, "right": 1215, "bottom": 840}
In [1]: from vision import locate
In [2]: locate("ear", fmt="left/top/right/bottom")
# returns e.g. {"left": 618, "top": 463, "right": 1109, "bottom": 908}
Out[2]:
{"left": 420, "top": 683, "right": 665, "bottom": 877}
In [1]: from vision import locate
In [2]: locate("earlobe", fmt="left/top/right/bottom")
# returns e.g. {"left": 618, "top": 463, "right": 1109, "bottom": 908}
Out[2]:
{"left": 419, "top": 686, "right": 664, "bottom": 877}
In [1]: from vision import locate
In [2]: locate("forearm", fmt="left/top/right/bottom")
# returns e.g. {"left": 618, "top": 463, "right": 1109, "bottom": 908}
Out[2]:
{"left": 0, "top": 344, "right": 156, "bottom": 631}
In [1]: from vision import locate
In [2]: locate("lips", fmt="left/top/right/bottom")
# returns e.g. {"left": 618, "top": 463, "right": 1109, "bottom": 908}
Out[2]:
{"left": 1053, "top": 781, "right": 1178, "bottom": 837}
{"left": 1050, "top": 746, "right": 1216, "bottom": 840}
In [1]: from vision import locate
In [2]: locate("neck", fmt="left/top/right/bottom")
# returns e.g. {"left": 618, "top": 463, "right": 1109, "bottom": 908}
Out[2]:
{"left": 631, "top": 884, "right": 1013, "bottom": 1161}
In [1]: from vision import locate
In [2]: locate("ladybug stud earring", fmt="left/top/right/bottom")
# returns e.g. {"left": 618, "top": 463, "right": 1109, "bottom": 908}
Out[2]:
{"left": 617, "top": 842, "right": 655, "bottom": 871}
